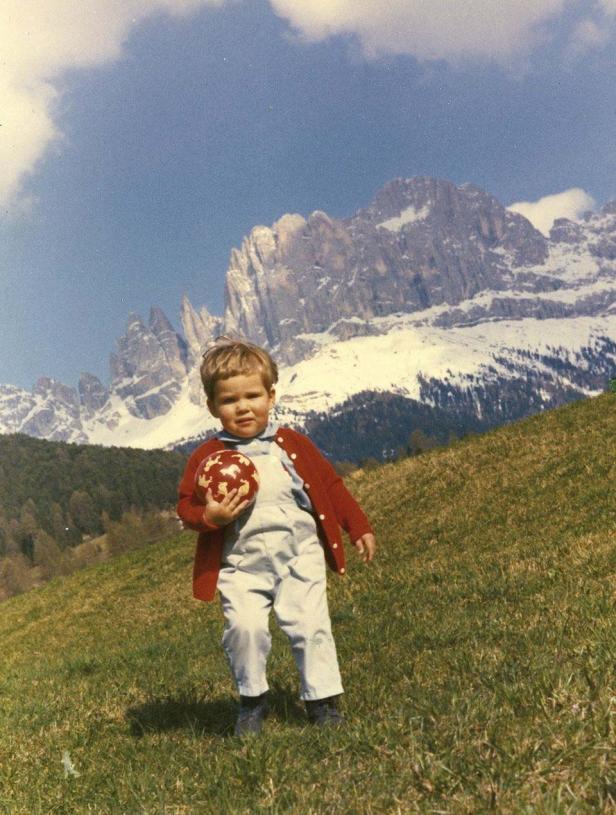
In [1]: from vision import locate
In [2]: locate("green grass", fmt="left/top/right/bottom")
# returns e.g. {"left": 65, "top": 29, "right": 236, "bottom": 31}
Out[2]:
{"left": 2, "top": 393, "right": 616, "bottom": 814}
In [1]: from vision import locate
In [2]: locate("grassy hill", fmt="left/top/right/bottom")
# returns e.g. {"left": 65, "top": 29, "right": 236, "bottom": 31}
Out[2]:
{"left": 1, "top": 393, "right": 615, "bottom": 814}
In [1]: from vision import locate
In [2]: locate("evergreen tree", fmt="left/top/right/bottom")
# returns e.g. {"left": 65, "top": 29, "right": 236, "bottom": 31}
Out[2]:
{"left": 0, "top": 553, "right": 33, "bottom": 598}
{"left": 49, "top": 502, "right": 71, "bottom": 547}
{"left": 16, "top": 501, "right": 40, "bottom": 562}
{"left": 408, "top": 429, "right": 437, "bottom": 456}
{"left": 69, "top": 490, "right": 100, "bottom": 535}
{"left": 33, "top": 529, "right": 70, "bottom": 580}
{"left": 0, "top": 511, "right": 11, "bottom": 557}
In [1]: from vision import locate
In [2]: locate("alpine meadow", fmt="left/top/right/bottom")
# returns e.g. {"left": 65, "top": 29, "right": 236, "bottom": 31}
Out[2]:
{"left": 1, "top": 392, "right": 615, "bottom": 814}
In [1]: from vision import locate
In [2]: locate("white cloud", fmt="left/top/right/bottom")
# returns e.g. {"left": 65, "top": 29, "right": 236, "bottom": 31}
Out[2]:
{"left": 1, "top": 0, "right": 607, "bottom": 213}
{"left": 0, "top": 0, "right": 221, "bottom": 212}
{"left": 508, "top": 188, "right": 597, "bottom": 236}
{"left": 566, "top": 0, "right": 616, "bottom": 55}
{"left": 569, "top": 17, "right": 611, "bottom": 54}
{"left": 268, "top": 0, "right": 567, "bottom": 62}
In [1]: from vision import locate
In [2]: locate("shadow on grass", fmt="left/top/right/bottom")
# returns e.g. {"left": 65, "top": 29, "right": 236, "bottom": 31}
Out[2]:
{"left": 125, "top": 683, "right": 306, "bottom": 738}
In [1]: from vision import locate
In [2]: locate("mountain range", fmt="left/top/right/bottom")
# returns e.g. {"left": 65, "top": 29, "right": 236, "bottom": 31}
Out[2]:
{"left": 2, "top": 176, "right": 615, "bottom": 459}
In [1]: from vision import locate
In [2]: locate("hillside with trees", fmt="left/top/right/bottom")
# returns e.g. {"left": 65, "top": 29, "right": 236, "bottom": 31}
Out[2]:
{"left": 0, "top": 434, "right": 186, "bottom": 598}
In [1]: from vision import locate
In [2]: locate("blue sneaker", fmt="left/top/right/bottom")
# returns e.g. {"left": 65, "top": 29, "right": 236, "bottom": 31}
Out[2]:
{"left": 234, "top": 693, "right": 269, "bottom": 737}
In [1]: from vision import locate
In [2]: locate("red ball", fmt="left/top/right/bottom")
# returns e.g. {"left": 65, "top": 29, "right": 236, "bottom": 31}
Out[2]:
{"left": 194, "top": 449, "right": 260, "bottom": 506}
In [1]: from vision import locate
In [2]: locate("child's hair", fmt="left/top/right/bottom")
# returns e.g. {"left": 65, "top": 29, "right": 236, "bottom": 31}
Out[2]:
{"left": 200, "top": 336, "right": 278, "bottom": 400}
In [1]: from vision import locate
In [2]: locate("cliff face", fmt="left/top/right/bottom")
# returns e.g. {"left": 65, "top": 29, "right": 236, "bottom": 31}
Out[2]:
{"left": 1, "top": 176, "right": 615, "bottom": 448}
{"left": 222, "top": 178, "right": 553, "bottom": 363}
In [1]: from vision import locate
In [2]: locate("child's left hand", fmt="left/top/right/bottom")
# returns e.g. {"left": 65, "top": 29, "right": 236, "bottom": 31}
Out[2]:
{"left": 353, "top": 533, "right": 376, "bottom": 563}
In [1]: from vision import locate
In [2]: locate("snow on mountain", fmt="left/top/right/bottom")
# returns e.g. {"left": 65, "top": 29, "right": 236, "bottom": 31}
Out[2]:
{"left": 1, "top": 176, "right": 615, "bottom": 453}
{"left": 82, "top": 382, "right": 215, "bottom": 450}
{"left": 57, "top": 308, "right": 616, "bottom": 450}
{"left": 377, "top": 204, "right": 431, "bottom": 231}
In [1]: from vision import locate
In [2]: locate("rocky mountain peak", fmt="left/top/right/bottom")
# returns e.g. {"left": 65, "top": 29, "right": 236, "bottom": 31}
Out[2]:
{"left": 149, "top": 306, "right": 189, "bottom": 379}
{"left": 180, "top": 295, "right": 222, "bottom": 359}
{"left": 221, "top": 177, "right": 552, "bottom": 366}
{"left": 19, "top": 377, "right": 85, "bottom": 442}
{"left": 33, "top": 377, "right": 80, "bottom": 412}
{"left": 361, "top": 176, "right": 445, "bottom": 222}
{"left": 549, "top": 218, "right": 585, "bottom": 244}
{"left": 180, "top": 295, "right": 223, "bottom": 405}
{"left": 274, "top": 211, "right": 307, "bottom": 233}
{"left": 110, "top": 307, "right": 190, "bottom": 419}
{"left": 149, "top": 306, "right": 174, "bottom": 335}
{"left": 356, "top": 176, "right": 547, "bottom": 264}
{"left": 126, "top": 311, "right": 146, "bottom": 334}
{"left": 78, "top": 373, "right": 109, "bottom": 414}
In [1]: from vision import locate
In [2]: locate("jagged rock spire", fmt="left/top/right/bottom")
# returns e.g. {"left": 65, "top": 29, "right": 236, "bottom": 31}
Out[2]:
{"left": 149, "top": 306, "right": 189, "bottom": 379}
{"left": 78, "top": 373, "right": 108, "bottom": 413}
{"left": 109, "top": 308, "right": 189, "bottom": 420}
{"left": 180, "top": 295, "right": 224, "bottom": 406}
{"left": 180, "top": 294, "right": 223, "bottom": 359}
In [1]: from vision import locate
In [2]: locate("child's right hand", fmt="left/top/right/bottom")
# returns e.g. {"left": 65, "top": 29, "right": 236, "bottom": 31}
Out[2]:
{"left": 203, "top": 488, "right": 252, "bottom": 527}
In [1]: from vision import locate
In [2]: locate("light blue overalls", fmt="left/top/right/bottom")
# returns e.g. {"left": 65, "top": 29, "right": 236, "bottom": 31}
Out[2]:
{"left": 215, "top": 422, "right": 344, "bottom": 701}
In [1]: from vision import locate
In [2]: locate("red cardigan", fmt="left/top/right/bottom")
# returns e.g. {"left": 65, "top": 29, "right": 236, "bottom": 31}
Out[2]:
{"left": 177, "top": 426, "right": 374, "bottom": 601}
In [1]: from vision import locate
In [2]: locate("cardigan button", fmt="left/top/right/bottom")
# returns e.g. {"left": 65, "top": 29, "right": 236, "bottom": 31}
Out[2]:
{"left": 290, "top": 452, "right": 297, "bottom": 460}
{"left": 340, "top": 567, "right": 346, "bottom": 574}
{"left": 277, "top": 436, "right": 284, "bottom": 444}
{"left": 318, "top": 514, "right": 325, "bottom": 520}
{"left": 304, "top": 483, "right": 310, "bottom": 489}
{"left": 332, "top": 543, "right": 338, "bottom": 549}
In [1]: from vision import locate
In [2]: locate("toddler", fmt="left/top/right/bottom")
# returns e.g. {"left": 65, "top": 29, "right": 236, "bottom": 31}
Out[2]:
{"left": 177, "top": 337, "right": 376, "bottom": 736}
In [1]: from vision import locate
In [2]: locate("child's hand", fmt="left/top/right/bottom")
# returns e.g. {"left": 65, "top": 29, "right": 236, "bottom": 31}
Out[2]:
{"left": 353, "top": 533, "right": 376, "bottom": 563}
{"left": 203, "top": 488, "right": 253, "bottom": 527}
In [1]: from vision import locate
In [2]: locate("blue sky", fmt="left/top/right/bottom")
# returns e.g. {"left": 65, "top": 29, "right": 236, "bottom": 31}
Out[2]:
{"left": 1, "top": 0, "right": 615, "bottom": 391}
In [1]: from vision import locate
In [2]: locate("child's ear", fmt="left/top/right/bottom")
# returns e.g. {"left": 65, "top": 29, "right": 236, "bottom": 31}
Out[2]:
{"left": 269, "top": 387, "right": 276, "bottom": 405}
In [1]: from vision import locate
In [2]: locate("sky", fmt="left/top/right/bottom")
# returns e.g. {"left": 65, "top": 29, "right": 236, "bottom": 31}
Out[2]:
{"left": 1, "top": 0, "right": 616, "bottom": 391}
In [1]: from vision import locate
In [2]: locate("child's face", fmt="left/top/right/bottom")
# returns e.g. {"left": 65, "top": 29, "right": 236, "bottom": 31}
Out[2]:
{"left": 207, "top": 371, "right": 276, "bottom": 438}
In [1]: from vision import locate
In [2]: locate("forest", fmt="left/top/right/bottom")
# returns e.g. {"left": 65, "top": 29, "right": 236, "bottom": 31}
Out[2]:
{"left": 0, "top": 434, "right": 187, "bottom": 599}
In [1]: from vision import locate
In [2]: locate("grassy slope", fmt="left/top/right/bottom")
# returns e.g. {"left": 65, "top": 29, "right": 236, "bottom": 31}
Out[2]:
{"left": 1, "top": 394, "right": 615, "bottom": 814}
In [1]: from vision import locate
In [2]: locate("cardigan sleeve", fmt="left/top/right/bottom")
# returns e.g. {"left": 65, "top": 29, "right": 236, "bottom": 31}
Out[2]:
{"left": 300, "top": 433, "right": 374, "bottom": 542}
{"left": 177, "top": 443, "right": 222, "bottom": 533}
